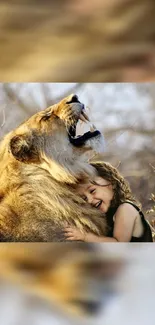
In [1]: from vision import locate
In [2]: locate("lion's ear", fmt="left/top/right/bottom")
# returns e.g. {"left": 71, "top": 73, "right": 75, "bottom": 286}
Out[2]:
{"left": 10, "top": 133, "right": 38, "bottom": 163}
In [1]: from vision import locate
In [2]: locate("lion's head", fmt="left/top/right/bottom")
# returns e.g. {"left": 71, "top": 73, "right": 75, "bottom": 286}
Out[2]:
{"left": 7, "top": 94, "right": 104, "bottom": 183}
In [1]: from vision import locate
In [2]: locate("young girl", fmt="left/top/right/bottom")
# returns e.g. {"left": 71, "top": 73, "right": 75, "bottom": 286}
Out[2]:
{"left": 64, "top": 161, "right": 153, "bottom": 242}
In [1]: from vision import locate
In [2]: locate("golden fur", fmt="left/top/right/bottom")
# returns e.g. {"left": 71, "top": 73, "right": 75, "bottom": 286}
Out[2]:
{"left": 0, "top": 243, "right": 122, "bottom": 318}
{"left": 0, "top": 94, "right": 106, "bottom": 241}
{"left": 0, "top": 0, "right": 155, "bottom": 82}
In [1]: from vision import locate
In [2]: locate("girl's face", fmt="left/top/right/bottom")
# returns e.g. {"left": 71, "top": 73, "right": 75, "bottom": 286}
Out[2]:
{"left": 77, "top": 177, "right": 114, "bottom": 213}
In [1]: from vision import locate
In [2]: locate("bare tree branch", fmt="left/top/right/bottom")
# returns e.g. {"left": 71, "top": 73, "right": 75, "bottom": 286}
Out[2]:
{"left": 105, "top": 126, "right": 155, "bottom": 137}
{"left": 2, "top": 84, "right": 35, "bottom": 114}
{"left": 0, "top": 106, "right": 6, "bottom": 128}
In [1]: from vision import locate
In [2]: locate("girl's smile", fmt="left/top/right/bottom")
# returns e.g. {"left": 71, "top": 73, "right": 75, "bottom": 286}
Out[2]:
{"left": 77, "top": 177, "right": 114, "bottom": 213}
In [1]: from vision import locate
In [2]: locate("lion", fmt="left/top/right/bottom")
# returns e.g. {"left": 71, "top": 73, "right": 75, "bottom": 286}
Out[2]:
{"left": 0, "top": 94, "right": 107, "bottom": 241}
{"left": 0, "top": 243, "right": 122, "bottom": 321}
{"left": 0, "top": 0, "right": 155, "bottom": 82}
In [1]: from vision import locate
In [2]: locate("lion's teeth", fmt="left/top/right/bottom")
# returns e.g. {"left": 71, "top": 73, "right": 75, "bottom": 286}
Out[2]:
{"left": 79, "top": 113, "right": 88, "bottom": 123}
{"left": 82, "top": 111, "right": 90, "bottom": 122}
{"left": 90, "top": 124, "right": 96, "bottom": 132}
{"left": 79, "top": 109, "right": 90, "bottom": 123}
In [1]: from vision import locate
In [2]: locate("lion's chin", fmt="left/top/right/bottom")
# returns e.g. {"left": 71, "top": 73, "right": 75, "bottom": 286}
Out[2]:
{"left": 68, "top": 128, "right": 102, "bottom": 147}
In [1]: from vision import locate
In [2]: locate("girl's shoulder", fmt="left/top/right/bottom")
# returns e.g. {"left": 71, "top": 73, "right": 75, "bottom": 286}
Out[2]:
{"left": 115, "top": 202, "right": 140, "bottom": 220}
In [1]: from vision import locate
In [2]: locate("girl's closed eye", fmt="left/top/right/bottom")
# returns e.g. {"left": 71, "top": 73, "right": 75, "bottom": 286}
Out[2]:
{"left": 90, "top": 188, "right": 96, "bottom": 194}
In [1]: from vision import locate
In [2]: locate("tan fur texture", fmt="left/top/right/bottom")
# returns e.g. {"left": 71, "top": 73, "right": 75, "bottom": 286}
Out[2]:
{"left": 0, "top": 0, "right": 155, "bottom": 82}
{"left": 0, "top": 94, "right": 106, "bottom": 241}
{"left": 0, "top": 243, "right": 122, "bottom": 318}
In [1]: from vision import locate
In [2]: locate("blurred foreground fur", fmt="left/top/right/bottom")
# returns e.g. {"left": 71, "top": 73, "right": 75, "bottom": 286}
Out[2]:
{"left": 0, "top": 243, "right": 122, "bottom": 320}
{"left": 0, "top": 94, "right": 106, "bottom": 241}
{"left": 0, "top": 0, "right": 155, "bottom": 81}
{"left": 1, "top": 245, "right": 155, "bottom": 325}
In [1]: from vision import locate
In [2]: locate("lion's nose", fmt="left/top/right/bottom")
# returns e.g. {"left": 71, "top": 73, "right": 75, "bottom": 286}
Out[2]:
{"left": 71, "top": 95, "right": 79, "bottom": 102}
{"left": 67, "top": 94, "right": 80, "bottom": 103}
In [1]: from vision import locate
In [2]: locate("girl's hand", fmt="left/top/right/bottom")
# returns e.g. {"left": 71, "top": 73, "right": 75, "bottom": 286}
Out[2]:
{"left": 63, "top": 227, "right": 102, "bottom": 242}
{"left": 64, "top": 226, "right": 86, "bottom": 241}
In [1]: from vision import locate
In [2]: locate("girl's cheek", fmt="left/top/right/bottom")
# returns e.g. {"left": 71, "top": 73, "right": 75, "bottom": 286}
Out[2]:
{"left": 93, "top": 193, "right": 98, "bottom": 199}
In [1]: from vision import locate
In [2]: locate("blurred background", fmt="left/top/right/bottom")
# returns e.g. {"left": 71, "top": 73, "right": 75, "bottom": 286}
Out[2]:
{"left": 0, "top": 82, "right": 154, "bottom": 227}
{"left": 0, "top": 244, "right": 155, "bottom": 325}
{"left": 0, "top": 0, "right": 155, "bottom": 81}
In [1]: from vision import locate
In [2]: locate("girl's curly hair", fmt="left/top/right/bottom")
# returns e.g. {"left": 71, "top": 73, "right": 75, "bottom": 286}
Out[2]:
{"left": 89, "top": 160, "right": 141, "bottom": 210}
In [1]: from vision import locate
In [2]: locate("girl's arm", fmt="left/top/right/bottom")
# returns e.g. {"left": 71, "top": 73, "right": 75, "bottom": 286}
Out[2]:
{"left": 84, "top": 233, "right": 118, "bottom": 242}
{"left": 64, "top": 227, "right": 118, "bottom": 242}
{"left": 113, "top": 203, "right": 138, "bottom": 242}
{"left": 64, "top": 203, "right": 138, "bottom": 242}
{"left": 63, "top": 227, "right": 114, "bottom": 242}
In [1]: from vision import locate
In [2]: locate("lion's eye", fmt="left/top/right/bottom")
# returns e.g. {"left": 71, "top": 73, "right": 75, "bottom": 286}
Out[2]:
{"left": 41, "top": 114, "right": 51, "bottom": 121}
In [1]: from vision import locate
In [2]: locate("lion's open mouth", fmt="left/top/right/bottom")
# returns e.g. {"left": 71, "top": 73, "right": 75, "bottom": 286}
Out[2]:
{"left": 67, "top": 95, "right": 101, "bottom": 147}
